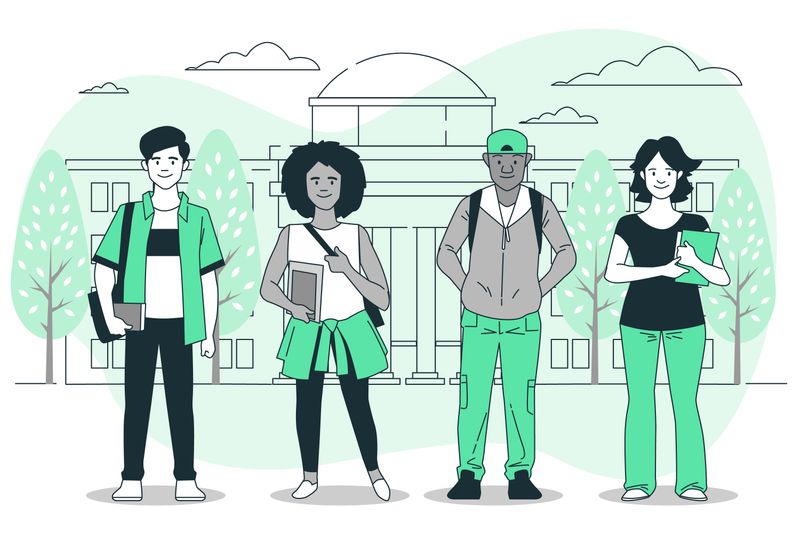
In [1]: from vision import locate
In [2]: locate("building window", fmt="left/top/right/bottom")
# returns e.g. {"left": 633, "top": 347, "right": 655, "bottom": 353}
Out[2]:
{"left": 702, "top": 339, "right": 715, "bottom": 369}
{"left": 612, "top": 338, "right": 625, "bottom": 369}
{"left": 112, "top": 182, "right": 130, "bottom": 212}
{"left": 90, "top": 234, "right": 104, "bottom": 260}
{"left": 91, "top": 339, "right": 109, "bottom": 369}
{"left": 550, "top": 182, "right": 569, "bottom": 213}
{"left": 549, "top": 290, "right": 563, "bottom": 317}
{"left": 550, "top": 339, "right": 569, "bottom": 369}
{"left": 695, "top": 182, "right": 714, "bottom": 213}
{"left": 674, "top": 191, "right": 692, "bottom": 213}
{"left": 236, "top": 339, "right": 255, "bottom": 369}
{"left": 219, "top": 338, "right": 233, "bottom": 369}
{"left": 91, "top": 182, "right": 109, "bottom": 212}
{"left": 571, "top": 339, "right": 590, "bottom": 369}
{"left": 112, "top": 340, "right": 125, "bottom": 369}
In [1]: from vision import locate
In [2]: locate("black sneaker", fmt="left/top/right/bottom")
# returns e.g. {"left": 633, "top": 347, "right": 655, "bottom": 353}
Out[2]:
{"left": 508, "top": 470, "right": 542, "bottom": 500}
{"left": 447, "top": 470, "right": 481, "bottom": 500}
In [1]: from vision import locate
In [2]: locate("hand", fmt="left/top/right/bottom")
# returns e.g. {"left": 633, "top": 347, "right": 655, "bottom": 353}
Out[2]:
{"left": 676, "top": 241, "right": 700, "bottom": 268}
{"left": 661, "top": 257, "right": 690, "bottom": 278}
{"left": 107, "top": 316, "right": 132, "bottom": 336}
{"left": 200, "top": 338, "right": 215, "bottom": 359}
{"left": 289, "top": 303, "right": 314, "bottom": 323}
{"left": 324, "top": 246, "right": 353, "bottom": 274}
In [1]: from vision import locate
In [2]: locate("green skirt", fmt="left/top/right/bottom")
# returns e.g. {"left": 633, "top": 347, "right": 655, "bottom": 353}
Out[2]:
{"left": 277, "top": 309, "right": 388, "bottom": 380}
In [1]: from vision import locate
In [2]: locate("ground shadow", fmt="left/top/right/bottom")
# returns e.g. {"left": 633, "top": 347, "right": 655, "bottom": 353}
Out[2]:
{"left": 87, "top": 485, "right": 225, "bottom": 505}
{"left": 271, "top": 485, "right": 411, "bottom": 506}
{"left": 424, "top": 486, "right": 563, "bottom": 506}
{"left": 598, "top": 486, "right": 738, "bottom": 506}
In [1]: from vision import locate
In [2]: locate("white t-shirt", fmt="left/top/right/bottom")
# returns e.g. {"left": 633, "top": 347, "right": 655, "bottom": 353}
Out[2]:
{"left": 144, "top": 207, "right": 184, "bottom": 319}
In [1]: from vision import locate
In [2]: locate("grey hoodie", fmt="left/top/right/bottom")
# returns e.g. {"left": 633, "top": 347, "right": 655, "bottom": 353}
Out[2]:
{"left": 437, "top": 184, "right": 576, "bottom": 320}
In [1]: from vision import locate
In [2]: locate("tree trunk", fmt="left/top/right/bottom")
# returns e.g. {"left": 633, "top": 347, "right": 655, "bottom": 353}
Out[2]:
{"left": 733, "top": 262, "right": 741, "bottom": 385}
{"left": 45, "top": 254, "right": 54, "bottom": 384}
{"left": 211, "top": 269, "right": 221, "bottom": 384}
{"left": 591, "top": 251, "right": 599, "bottom": 384}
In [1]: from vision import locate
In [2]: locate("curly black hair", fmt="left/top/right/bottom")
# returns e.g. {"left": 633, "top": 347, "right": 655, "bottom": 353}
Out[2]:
{"left": 281, "top": 141, "right": 366, "bottom": 218}
{"left": 630, "top": 136, "right": 701, "bottom": 203}
{"left": 139, "top": 126, "right": 190, "bottom": 160}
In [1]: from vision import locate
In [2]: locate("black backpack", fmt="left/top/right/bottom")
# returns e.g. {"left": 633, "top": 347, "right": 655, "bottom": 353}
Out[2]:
{"left": 467, "top": 187, "right": 544, "bottom": 252}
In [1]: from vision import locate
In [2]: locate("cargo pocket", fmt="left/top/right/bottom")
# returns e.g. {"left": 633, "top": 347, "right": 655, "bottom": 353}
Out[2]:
{"left": 459, "top": 374, "right": 469, "bottom": 409}
{"left": 526, "top": 379, "right": 536, "bottom": 415}
{"left": 461, "top": 309, "right": 478, "bottom": 328}
{"left": 276, "top": 319, "right": 297, "bottom": 360}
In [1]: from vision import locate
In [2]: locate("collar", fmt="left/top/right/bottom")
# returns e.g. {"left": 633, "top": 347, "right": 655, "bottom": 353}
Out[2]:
{"left": 142, "top": 190, "right": 189, "bottom": 221}
{"left": 479, "top": 184, "right": 532, "bottom": 227}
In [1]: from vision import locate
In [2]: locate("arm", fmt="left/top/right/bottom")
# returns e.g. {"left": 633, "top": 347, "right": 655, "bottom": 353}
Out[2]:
{"left": 94, "top": 263, "right": 131, "bottom": 335}
{"left": 332, "top": 226, "right": 390, "bottom": 310}
{"left": 436, "top": 197, "right": 470, "bottom": 291}
{"left": 199, "top": 271, "right": 218, "bottom": 357}
{"left": 538, "top": 197, "right": 577, "bottom": 296}
{"left": 604, "top": 234, "right": 687, "bottom": 283}
{"left": 260, "top": 226, "right": 313, "bottom": 321}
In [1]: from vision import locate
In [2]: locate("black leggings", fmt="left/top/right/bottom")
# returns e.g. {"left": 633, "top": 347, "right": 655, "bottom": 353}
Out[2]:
{"left": 295, "top": 337, "right": 379, "bottom": 473}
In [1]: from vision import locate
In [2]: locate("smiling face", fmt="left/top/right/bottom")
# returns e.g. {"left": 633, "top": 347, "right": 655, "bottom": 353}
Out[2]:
{"left": 641, "top": 151, "right": 683, "bottom": 200}
{"left": 306, "top": 161, "right": 342, "bottom": 211}
{"left": 141, "top": 145, "right": 188, "bottom": 190}
{"left": 483, "top": 152, "right": 532, "bottom": 191}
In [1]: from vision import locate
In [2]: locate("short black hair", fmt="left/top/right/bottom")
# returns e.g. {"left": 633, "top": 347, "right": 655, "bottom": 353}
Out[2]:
{"left": 139, "top": 126, "right": 190, "bottom": 161}
{"left": 281, "top": 141, "right": 366, "bottom": 219}
{"left": 630, "top": 136, "right": 701, "bottom": 203}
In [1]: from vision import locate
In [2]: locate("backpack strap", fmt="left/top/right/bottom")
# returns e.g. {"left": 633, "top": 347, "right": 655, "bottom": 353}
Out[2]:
{"left": 111, "top": 202, "right": 135, "bottom": 302}
{"left": 467, "top": 189, "right": 482, "bottom": 251}
{"left": 529, "top": 187, "right": 543, "bottom": 254}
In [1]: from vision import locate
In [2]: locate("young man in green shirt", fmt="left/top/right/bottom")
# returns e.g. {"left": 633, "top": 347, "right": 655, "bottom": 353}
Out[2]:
{"left": 93, "top": 126, "right": 224, "bottom": 502}
{"left": 437, "top": 129, "right": 576, "bottom": 499}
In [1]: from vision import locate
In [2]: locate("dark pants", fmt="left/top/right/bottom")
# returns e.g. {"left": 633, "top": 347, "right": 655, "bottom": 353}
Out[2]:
{"left": 296, "top": 337, "right": 379, "bottom": 473}
{"left": 121, "top": 318, "right": 196, "bottom": 481}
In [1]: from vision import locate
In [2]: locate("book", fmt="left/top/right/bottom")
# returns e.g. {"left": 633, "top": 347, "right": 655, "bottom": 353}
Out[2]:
{"left": 114, "top": 302, "right": 145, "bottom": 331}
{"left": 288, "top": 261, "right": 324, "bottom": 322}
{"left": 675, "top": 230, "right": 720, "bottom": 286}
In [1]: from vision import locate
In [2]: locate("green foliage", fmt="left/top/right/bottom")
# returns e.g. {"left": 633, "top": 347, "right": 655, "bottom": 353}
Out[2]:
{"left": 706, "top": 169, "right": 775, "bottom": 342}
{"left": 187, "top": 130, "right": 261, "bottom": 334}
{"left": 11, "top": 150, "right": 90, "bottom": 339}
{"left": 557, "top": 150, "right": 627, "bottom": 337}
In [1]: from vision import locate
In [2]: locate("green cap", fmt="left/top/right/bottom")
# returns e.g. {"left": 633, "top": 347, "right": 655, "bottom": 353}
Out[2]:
{"left": 486, "top": 129, "right": 528, "bottom": 154}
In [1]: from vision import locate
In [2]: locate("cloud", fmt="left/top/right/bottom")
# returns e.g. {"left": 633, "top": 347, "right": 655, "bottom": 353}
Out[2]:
{"left": 79, "top": 81, "right": 129, "bottom": 94}
{"left": 552, "top": 45, "right": 742, "bottom": 86}
{"left": 186, "top": 41, "right": 320, "bottom": 71}
{"left": 519, "top": 106, "right": 598, "bottom": 125}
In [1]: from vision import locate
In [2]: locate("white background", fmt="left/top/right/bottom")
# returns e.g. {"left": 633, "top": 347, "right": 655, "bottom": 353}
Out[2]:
{"left": 1, "top": 1, "right": 797, "bottom": 530}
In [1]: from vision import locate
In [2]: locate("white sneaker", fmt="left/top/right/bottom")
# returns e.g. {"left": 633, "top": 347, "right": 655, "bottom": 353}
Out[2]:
{"left": 679, "top": 488, "right": 707, "bottom": 501}
{"left": 175, "top": 480, "right": 206, "bottom": 502}
{"left": 621, "top": 488, "right": 650, "bottom": 501}
{"left": 292, "top": 480, "right": 318, "bottom": 499}
{"left": 112, "top": 480, "right": 142, "bottom": 502}
{"left": 372, "top": 478, "right": 391, "bottom": 501}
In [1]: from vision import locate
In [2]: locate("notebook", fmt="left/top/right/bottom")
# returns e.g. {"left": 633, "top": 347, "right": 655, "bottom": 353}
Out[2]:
{"left": 288, "top": 261, "right": 324, "bottom": 322}
{"left": 675, "top": 230, "right": 720, "bottom": 286}
{"left": 114, "top": 303, "right": 145, "bottom": 331}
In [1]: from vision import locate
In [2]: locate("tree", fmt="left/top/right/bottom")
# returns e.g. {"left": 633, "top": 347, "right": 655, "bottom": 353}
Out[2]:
{"left": 187, "top": 130, "right": 260, "bottom": 384}
{"left": 557, "top": 150, "right": 627, "bottom": 384}
{"left": 705, "top": 169, "right": 775, "bottom": 385}
{"left": 11, "top": 150, "right": 90, "bottom": 383}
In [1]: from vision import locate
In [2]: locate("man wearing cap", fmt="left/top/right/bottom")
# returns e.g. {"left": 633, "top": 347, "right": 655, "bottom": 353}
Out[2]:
{"left": 437, "top": 129, "right": 576, "bottom": 499}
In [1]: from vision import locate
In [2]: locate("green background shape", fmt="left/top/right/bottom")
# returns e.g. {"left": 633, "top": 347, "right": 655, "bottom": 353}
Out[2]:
{"left": 25, "top": 29, "right": 774, "bottom": 479}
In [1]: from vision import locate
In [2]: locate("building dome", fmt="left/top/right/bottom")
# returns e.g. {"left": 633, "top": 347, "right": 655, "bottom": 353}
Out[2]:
{"left": 317, "top": 52, "right": 487, "bottom": 98}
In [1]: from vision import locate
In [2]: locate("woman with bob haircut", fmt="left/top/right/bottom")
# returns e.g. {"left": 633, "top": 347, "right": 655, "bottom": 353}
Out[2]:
{"left": 604, "top": 136, "right": 730, "bottom": 502}
{"left": 260, "top": 140, "right": 392, "bottom": 501}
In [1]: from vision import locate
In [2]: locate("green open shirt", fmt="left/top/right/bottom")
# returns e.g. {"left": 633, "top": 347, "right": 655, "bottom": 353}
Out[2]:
{"left": 92, "top": 191, "right": 225, "bottom": 345}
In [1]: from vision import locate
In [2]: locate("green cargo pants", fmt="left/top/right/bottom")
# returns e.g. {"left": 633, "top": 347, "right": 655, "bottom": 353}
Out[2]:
{"left": 457, "top": 308, "right": 541, "bottom": 481}
{"left": 620, "top": 324, "right": 708, "bottom": 495}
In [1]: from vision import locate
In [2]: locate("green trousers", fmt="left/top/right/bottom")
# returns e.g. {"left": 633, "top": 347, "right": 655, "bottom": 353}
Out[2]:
{"left": 620, "top": 324, "right": 708, "bottom": 495}
{"left": 457, "top": 308, "right": 541, "bottom": 481}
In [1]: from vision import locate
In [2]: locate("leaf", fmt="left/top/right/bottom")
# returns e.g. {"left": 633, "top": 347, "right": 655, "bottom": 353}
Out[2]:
{"left": 74, "top": 290, "right": 86, "bottom": 298}
{"left": 244, "top": 281, "right": 255, "bottom": 290}
{"left": 230, "top": 266, "right": 240, "bottom": 278}
{"left": 232, "top": 302, "right": 244, "bottom": 311}
{"left": 610, "top": 309, "right": 620, "bottom": 317}
{"left": 246, "top": 245, "right": 256, "bottom": 257}
{"left": 577, "top": 221, "right": 586, "bottom": 232}
{"left": 577, "top": 206, "right": 586, "bottom": 216}
{"left": 227, "top": 169, "right": 236, "bottom": 181}
{"left": 727, "top": 197, "right": 734, "bottom": 208}
{"left": 215, "top": 152, "right": 222, "bottom": 165}
{"left": 749, "top": 284, "right": 758, "bottom": 295}
{"left": 28, "top": 305, "right": 38, "bottom": 315}
{"left": 47, "top": 171, "right": 54, "bottom": 183}
{"left": 77, "top": 257, "right": 86, "bottom": 267}
{"left": 215, "top": 187, "right": 222, "bottom": 200}
{"left": 593, "top": 171, "right": 600, "bottom": 183}
{"left": 594, "top": 203, "right": 600, "bottom": 215}
{"left": 751, "top": 315, "right": 761, "bottom": 322}
{"left": 227, "top": 207, "right": 237, "bottom": 219}
{"left": 229, "top": 188, "right": 239, "bottom": 200}
{"left": 563, "top": 290, "right": 574, "bottom": 298}
{"left": 574, "top": 305, "right": 584, "bottom": 314}
{"left": 53, "top": 235, "right": 61, "bottom": 247}
{"left": 606, "top": 204, "right": 616, "bottom": 215}
{"left": 18, "top": 290, "right": 29, "bottom": 298}
{"left": 708, "top": 297, "right": 718, "bottom": 305}
{"left": 24, "top": 240, "right": 32, "bottom": 250}
{"left": 62, "top": 204, "right": 70, "bottom": 215}
{"left": 752, "top": 251, "right": 760, "bottom": 261}
{"left": 36, "top": 267, "right": 45, "bottom": 278}
{"left": 65, "top": 240, "right": 74, "bottom": 251}
{"left": 70, "top": 225, "right": 78, "bottom": 236}
{"left": 60, "top": 186, "right": 67, "bottom": 198}
{"left": 598, "top": 235, "right": 607, "bottom": 247}
{"left": 760, "top": 297, "right": 770, "bottom": 305}
{"left": 238, "top": 211, "right": 248, "bottom": 222}
{"left": 584, "top": 182, "right": 591, "bottom": 193}
{"left": 585, "top": 240, "right": 593, "bottom": 252}
{"left": 21, "top": 225, "right": 30, "bottom": 236}
{"left": 718, "top": 311, "right": 727, "bottom": 319}
{"left": 219, "top": 222, "right": 229, "bottom": 234}
{"left": 49, "top": 203, "right": 55, "bottom": 215}
{"left": 205, "top": 163, "right": 213, "bottom": 176}
{"left": 39, "top": 182, "right": 46, "bottom": 193}
{"left": 17, "top": 260, "right": 26, "bottom": 270}
{"left": 233, "top": 227, "right": 242, "bottom": 238}
{"left": 32, "top": 205, "right": 40, "bottom": 216}
{"left": 64, "top": 309, "right": 75, "bottom": 317}
{"left": 581, "top": 267, "right": 590, "bottom": 278}
{"left": 736, "top": 186, "right": 742, "bottom": 199}
{"left": 197, "top": 189, "right": 207, "bottom": 201}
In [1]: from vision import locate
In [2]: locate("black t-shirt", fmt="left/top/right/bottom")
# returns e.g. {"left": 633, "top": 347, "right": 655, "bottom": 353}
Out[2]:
{"left": 614, "top": 213, "right": 709, "bottom": 331}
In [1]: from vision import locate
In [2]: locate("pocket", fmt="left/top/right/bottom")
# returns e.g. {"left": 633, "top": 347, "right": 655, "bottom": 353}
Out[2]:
{"left": 276, "top": 319, "right": 298, "bottom": 360}
{"left": 526, "top": 379, "right": 536, "bottom": 415}
{"left": 524, "top": 312, "right": 541, "bottom": 332}
{"left": 459, "top": 374, "right": 469, "bottom": 409}
{"left": 460, "top": 308, "right": 478, "bottom": 328}
{"left": 366, "top": 316, "right": 388, "bottom": 355}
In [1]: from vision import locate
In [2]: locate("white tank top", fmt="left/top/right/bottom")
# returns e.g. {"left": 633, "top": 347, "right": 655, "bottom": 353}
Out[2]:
{"left": 287, "top": 223, "right": 364, "bottom": 321}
